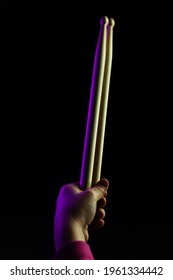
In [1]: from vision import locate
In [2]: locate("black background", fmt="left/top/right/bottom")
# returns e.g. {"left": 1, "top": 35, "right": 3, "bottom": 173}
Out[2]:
{"left": 1, "top": 0, "right": 172, "bottom": 260}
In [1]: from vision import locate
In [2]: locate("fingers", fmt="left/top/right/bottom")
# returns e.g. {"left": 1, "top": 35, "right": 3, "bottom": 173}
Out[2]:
{"left": 89, "top": 218, "right": 105, "bottom": 231}
{"left": 89, "top": 179, "right": 109, "bottom": 231}
{"left": 89, "top": 178, "right": 109, "bottom": 202}
{"left": 95, "top": 208, "right": 105, "bottom": 219}
{"left": 97, "top": 196, "right": 107, "bottom": 208}
{"left": 98, "top": 178, "right": 109, "bottom": 188}
{"left": 89, "top": 208, "right": 106, "bottom": 231}
{"left": 96, "top": 178, "right": 109, "bottom": 193}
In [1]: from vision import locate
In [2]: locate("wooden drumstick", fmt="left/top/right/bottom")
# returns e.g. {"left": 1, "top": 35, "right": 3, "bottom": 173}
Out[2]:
{"left": 92, "top": 18, "right": 115, "bottom": 185}
{"left": 80, "top": 16, "right": 109, "bottom": 189}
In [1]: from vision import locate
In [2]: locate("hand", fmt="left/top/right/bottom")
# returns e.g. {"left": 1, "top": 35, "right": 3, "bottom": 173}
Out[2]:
{"left": 54, "top": 178, "right": 109, "bottom": 251}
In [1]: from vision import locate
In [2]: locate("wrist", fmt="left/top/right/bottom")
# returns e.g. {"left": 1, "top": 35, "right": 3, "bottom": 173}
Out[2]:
{"left": 54, "top": 219, "right": 86, "bottom": 252}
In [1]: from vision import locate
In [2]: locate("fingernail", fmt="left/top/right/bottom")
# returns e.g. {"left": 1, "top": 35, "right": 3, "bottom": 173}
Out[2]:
{"left": 97, "top": 179, "right": 109, "bottom": 189}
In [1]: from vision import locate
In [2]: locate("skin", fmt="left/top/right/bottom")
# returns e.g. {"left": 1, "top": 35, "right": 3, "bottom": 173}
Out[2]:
{"left": 54, "top": 178, "right": 109, "bottom": 251}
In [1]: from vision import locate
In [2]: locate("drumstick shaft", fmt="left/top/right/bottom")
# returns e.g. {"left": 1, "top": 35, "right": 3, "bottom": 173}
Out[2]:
{"left": 92, "top": 19, "right": 115, "bottom": 185}
{"left": 80, "top": 17, "right": 108, "bottom": 189}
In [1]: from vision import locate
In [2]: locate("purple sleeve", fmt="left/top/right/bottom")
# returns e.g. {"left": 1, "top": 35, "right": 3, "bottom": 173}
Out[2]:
{"left": 53, "top": 241, "right": 94, "bottom": 260}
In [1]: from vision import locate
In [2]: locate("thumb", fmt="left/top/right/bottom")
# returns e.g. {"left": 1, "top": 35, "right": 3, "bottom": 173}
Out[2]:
{"left": 90, "top": 178, "right": 109, "bottom": 202}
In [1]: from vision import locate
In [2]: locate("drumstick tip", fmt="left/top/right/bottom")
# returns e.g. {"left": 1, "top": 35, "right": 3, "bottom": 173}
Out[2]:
{"left": 109, "top": 18, "right": 115, "bottom": 27}
{"left": 100, "top": 16, "right": 109, "bottom": 26}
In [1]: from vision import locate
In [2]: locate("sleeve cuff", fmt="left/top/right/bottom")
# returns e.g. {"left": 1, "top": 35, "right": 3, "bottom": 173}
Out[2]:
{"left": 53, "top": 241, "right": 94, "bottom": 260}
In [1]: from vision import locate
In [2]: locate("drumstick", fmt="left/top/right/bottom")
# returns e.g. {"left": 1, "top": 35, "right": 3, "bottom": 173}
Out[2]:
{"left": 80, "top": 16, "right": 108, "bottom": 189}
{"left": 80, "top": 16, "right": 115, "bottom": 190}
{"left": 92, "top": 18, "right": 115, "bottom": 185}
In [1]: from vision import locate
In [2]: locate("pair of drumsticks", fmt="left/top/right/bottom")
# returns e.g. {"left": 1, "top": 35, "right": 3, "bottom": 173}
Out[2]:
{"left": 80, "top": 16, "right": 115, "bottom": 190}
